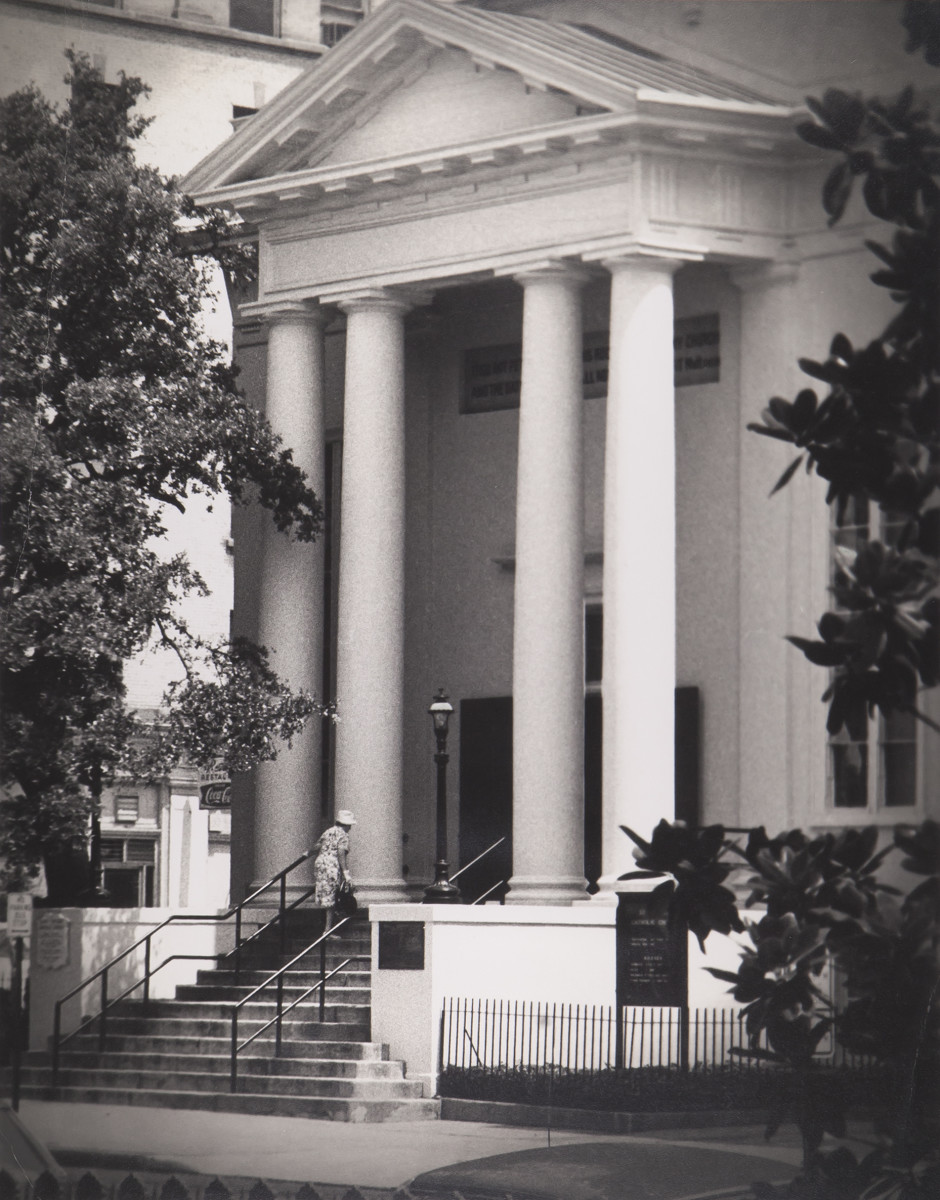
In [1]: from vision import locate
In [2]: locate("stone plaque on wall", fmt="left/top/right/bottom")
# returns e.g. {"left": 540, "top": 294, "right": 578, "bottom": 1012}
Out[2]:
{"left": 378, "top": 921, "right": 425, "bottom": 970}
{"left": 35, "top": 912, "right": 71, "bottom": 971}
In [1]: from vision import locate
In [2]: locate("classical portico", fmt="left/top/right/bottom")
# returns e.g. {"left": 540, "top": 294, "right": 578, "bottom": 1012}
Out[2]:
{"left": 185, "top": 0, "right": 814, "bottom": 905}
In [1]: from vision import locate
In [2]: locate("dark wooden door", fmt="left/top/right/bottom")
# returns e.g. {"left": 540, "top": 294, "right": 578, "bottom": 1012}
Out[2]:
{"left": 458, "top": 696, "right": 513, "bottom": 902}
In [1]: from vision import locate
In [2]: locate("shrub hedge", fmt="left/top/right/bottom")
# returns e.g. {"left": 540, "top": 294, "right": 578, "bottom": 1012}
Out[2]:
{"left": 437, "top": 1064, "right": 879, "bottom": 1114}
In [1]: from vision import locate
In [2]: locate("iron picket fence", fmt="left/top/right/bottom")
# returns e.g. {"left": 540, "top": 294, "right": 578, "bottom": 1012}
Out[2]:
{"left": 439, "top": 999, "right": 877, "bottom": 1075}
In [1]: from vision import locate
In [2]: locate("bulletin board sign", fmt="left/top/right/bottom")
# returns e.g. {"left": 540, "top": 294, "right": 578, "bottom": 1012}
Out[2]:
{"left": 616, "top": 892, "right": 687, "bottom": 1007}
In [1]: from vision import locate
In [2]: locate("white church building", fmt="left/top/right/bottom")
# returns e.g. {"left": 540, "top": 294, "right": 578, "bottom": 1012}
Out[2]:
{"left": 181, "top": 0, "right": 940, "bottom": 909}
{"left": 17, "top": 0, "right": 940, "bottom": 1104}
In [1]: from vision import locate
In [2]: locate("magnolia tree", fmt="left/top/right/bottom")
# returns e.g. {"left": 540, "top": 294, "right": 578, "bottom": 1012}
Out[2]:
{"left": 623, "top": 5, "right": 940, "bottom": 1197}
{"left": 0, "top": 57, "right": 326, "bottom": 899}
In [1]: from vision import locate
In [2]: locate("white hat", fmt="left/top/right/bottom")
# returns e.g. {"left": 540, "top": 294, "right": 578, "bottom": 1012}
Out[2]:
{"left": 336, "top": 809, "right": 357, "bottom": 826}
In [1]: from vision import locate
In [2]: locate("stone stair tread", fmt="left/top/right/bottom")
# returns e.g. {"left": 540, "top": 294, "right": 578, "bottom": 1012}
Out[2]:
{"left": 38, "top": 1068, "right": 423, "bottom": 1098}
{"left": 46, "top": 1052, "right": 402, "bottom": 1076}
{"left": 45, "top": 1036, "right": 386, "bottom": 1058}
{"left": 16, "top": 1085, "right": 439, "bottom": 1122}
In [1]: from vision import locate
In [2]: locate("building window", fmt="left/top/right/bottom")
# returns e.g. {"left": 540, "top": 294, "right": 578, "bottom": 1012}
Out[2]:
{"left": 321, "top": 1, "right": 363, "bottom": 45}
{"left": 114, "top": 793, "right": 139, "bottom": 824}
{"left": 230, "top": 0, "right": 276, "bottom": 37}
{"left": 585, "top": 604, "right": 603, "bottom": 687}
{"left": 828, "top": 497, "right": 919, "bottom": 811}
{"left": 99, "top": 837, "right": 156, "bottom": 906}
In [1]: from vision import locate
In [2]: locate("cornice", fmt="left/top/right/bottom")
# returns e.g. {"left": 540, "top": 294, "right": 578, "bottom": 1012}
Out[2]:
{"left": 190, "top": 101, "right": 802, "bottom": 221}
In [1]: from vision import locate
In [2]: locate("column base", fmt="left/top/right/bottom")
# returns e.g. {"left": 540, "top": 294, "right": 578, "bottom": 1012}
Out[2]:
{"left": 353, "top": 878, "right": 412, "bottom": 906}
{"left": 505, "top": 875, "right": 589, "bottom": 905}
{"left": 587, "top": 875, "right": 665, "bottom": 904}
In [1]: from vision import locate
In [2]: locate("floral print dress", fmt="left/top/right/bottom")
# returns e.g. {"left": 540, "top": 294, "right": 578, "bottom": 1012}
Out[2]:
{"left": 314, "top": 824, "right": 349, "bottom": 907}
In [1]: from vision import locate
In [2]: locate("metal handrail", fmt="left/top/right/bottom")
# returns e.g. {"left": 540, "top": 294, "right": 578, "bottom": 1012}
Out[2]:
{"left": 49, "top": 849, "right": 313, "bottom": 1094}
{"left": 52, "top": 951, "right": 224, "bottom": 1088}
{"left": 472, "top": 880, "right": 507, "bottom": 905}
{"left": 449, "top": 837, "right": 506, "bottom": 884}
{"left": 229, "top": 916, "right": 371, "bottom": 1092}
{"left": 447, "top": 837, "right": 508, "bottom": 903}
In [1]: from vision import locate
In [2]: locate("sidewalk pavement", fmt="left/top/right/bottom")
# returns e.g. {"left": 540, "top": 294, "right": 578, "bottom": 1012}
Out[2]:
{"left": 5, "top": 1101, "right": 813, "bottom": 1200}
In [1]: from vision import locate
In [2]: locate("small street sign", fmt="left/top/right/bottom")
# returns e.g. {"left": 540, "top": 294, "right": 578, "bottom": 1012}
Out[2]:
{"left": 7, "top": 893, "right": 33, "bottom": 938}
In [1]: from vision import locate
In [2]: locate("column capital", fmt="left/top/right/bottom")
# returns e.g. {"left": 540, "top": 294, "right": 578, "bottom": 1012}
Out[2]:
{"left": 505, "top": 259, "right": 591, "bottom": 289}
{"left": 583, "top": 237, "right": 703, "bottom": 272}
{"left": 602, "top": 253, "right": 684, "bottom": 278}
{"left": 335, "top": 287, "right": 422, "bottom": 316}
{"left": 730, "top": 260, "right": 801, "bottom": 293}
{"left": 240, "top": 297, "right": 334, "bottom": 328}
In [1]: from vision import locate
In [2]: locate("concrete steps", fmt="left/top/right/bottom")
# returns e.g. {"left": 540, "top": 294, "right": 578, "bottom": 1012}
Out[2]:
{"left": 20, "top": 1085, "right": 440, "bottom": 1121}
{"left": 24, "top": 913, "right": 440, "bottom": 1123}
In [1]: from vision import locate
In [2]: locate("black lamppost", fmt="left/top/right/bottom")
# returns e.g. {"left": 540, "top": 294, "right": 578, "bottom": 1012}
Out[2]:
{"left": 423, "top": 689, "right": 461, "bottom": 904}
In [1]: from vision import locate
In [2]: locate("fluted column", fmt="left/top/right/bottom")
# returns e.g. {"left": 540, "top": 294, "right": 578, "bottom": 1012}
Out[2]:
{"left": 598, "top": 257, "right": 680, "bottom": 893}
{"left": 254, "top": 302, "right": 328, "bottom": 885}
{"left": 333, "top": 291, "right": 411, "bottom": 903}
{"left": 508, "top": 263, "right": 589, "bottom": 904}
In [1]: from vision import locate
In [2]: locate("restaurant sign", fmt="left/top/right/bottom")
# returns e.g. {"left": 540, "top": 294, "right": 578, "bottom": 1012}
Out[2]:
{"left": 199, "top": 768, "right": 231, "bottom": 810}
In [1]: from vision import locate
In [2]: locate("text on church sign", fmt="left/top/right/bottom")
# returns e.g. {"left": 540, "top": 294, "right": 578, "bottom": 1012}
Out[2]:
{"left": 462, "top": 315, "right": 719, "bottom": 412}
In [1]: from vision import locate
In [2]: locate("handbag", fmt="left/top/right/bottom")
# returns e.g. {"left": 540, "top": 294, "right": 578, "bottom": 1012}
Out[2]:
{"left": 335, "top": 877, "right": 358, "bottom": 916}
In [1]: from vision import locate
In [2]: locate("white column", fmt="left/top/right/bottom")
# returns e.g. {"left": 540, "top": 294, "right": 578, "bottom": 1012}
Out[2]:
{"left": 334, "top": 291, "right": 411, "bottom": 904}
{"left": 254, "top": 302, "right": 328, "bottom": 886}
{"left": 508, "top": 263, "right": 589, "bottom": 904}
{"left": 732, "top": 264, "right": 802, "bottom": 830}
{"left": 599, "top": 257, "right": 680, "bottom": 893}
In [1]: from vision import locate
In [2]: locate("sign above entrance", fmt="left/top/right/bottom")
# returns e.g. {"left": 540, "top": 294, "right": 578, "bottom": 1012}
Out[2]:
{"left": 462, "top": 315, "right": 719, "bottom": 412}
{"left": 674, "top": 313, "right": 720, "bottom": 388}
{"left": 199, "top": 768, "right": 232, "bottom": 810}
{"left": 462, "top": 331, "right": 609, "bottom": 413}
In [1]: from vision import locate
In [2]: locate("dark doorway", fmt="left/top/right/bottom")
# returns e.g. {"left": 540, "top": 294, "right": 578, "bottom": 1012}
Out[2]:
{"left": 458, "top": 694, "right": 604, "bottom": 899}
{"left": 458, "top": 697, "right": 513, "bottom": 903}
{"left": 584, "top": 692, "right": 603, "bottom": 891}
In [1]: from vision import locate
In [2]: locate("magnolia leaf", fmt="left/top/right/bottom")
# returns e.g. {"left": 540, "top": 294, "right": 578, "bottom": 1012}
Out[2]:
{"left": 770, "top": 456, "right": 804, "bottom": 496}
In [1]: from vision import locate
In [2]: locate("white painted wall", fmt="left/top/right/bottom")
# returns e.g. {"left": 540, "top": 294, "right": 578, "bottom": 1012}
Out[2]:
{"left": 28, "top": 906, "right": 235, "bottom": 1051}
{"left": 368, "top": 903, "right": 752, "bottom": 1095}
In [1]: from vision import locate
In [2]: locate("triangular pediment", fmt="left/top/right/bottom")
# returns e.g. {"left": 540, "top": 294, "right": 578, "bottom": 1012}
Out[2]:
{"left": 306, "top": 46, "right": 587, "bottom": 172}
{"left": 183, "top": 0, "right": 780, "bottom": 198}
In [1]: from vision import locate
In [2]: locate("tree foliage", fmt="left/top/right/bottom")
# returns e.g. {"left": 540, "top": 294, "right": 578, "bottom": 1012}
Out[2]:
{"left": 748, "top": 0, "right": 940, "bottom": 743}
{"left": 1, "top": 56, "right": 325, "bottom": 892}
{"left": 622, "top": 818, "right": 940, "bottom": 1199}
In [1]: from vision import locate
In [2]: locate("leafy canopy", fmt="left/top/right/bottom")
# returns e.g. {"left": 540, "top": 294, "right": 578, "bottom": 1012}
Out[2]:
{"left": 0, "top": 56, "right": 324, "bottom": 888}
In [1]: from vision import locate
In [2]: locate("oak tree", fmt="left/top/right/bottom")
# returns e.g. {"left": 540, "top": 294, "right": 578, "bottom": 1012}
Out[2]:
{"left": 1, "top": 56, "right": 324, "bottom": 897}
